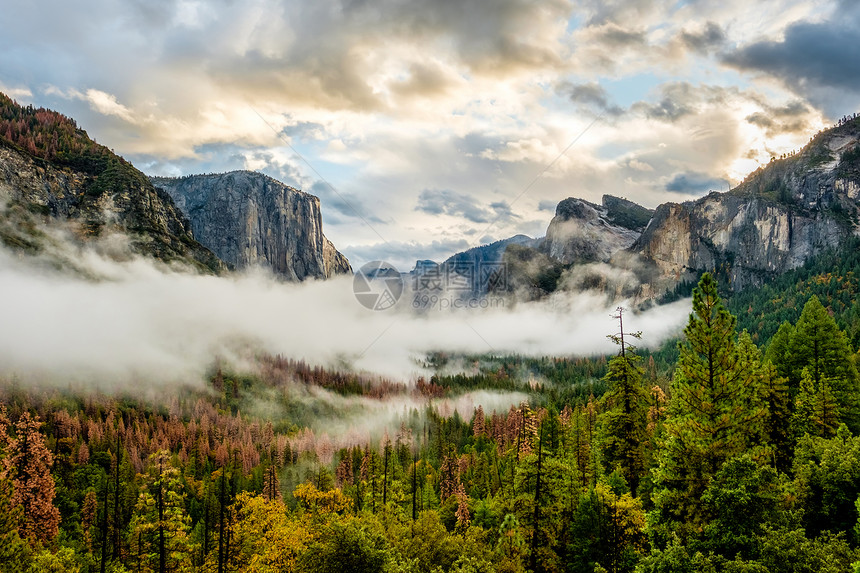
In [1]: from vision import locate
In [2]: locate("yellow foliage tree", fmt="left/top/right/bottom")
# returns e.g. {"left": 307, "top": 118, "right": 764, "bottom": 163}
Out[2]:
{"left": 229, "top": 492, "right": 311, "bottom": 573}
{"left": 293, "top": 483, "right": 352, "bottom": 515}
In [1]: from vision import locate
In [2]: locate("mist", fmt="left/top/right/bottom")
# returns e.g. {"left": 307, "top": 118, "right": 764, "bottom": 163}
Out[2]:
{"left": 0, "top": 235, "right": 691, "bottom": 389}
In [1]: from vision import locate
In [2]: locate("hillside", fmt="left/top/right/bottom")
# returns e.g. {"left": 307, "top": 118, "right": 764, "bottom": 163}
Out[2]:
{"left": 0, "top": 93, "right": 224, "bottom": 272}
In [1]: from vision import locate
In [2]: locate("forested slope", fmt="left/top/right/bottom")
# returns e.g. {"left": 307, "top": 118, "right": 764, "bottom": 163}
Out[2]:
{"left": 3, "top": 273, "right": 860, "bottom": 572}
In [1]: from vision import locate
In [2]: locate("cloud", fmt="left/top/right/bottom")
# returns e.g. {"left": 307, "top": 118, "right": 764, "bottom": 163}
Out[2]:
{"left": 631, "top": 82, "right": 704, "bottom": 122}
{"left": 563, "top": 81, "right": 624, "bottom": 115}
{"left": 664, "top": 171, "right": 728, "bottom": 195}
{"left": 83, "top": 89, "right": 138, "bottom": 123}
{"left": 0, "top": 234, "right": 690, "bottom": 386}
{"left": 723, "top": 5, "right": 860, "bottom": 113}
{"left": 592, "top": 22, "right": 647, "bottom": 48}
{"left": 538, "top": 199, "right": 558, "bottom": 212}
{"left": 415, "top": 189, "right": 517, "bottom": 225}
{"left": 744, "top": 100, "right": 814, "bottom": 138}
{"left": 678, "top": 21, "right": 725, "bottom": 53}
{"left": 340, "top": 237, "right": 472, "bottom": 271}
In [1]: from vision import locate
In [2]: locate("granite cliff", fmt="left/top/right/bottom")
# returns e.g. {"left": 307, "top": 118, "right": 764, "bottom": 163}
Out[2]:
{"left": 151, "top": 171, "right": 352, "bottom": 281}
{"left": 633, "top": 115, "right": 860, "bottom": 294}
{"left": 503, "top": 115, "right": 860, "bottom": 300}
{"left": 542, "top": 195, "right": 653, "bottom": 264}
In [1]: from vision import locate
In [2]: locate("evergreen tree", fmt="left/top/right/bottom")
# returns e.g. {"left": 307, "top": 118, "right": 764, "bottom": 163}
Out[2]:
{"left": 128, "top": 451, "right": 195, "bottom": 573}
{"left": 0, "top": 478, "right": 30, "bottom": 572}
{"left": 600, "top": 307, "right": 649, "bottom": 497}
{"left": 789, "top": 296, "right": 860, "bottom": 429}
{"left": 4, "top": 412, "right": 61, "bottom": 546}
{"left": 793, "top": 368, "right": 841, "bottom": 438}
{"left": 765, "top": 321, "right": 795, "bottom": 385}
{"left": 758, "top": 361, "right": 793, "bottom": 472}
{"left": 262, "top": 464, "right": 282, "bottom": 502}
{"left": 651, "top": 274, "right": 766, "bottom": 538}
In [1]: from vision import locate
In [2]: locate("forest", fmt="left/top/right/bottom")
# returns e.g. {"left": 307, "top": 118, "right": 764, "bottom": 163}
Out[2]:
{"left": 2, "top": 269, "right": 860, "bottom": 573}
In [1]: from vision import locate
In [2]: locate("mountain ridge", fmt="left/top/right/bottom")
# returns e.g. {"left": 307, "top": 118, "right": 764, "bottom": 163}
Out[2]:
{"left": 497, "top": 115, "right": 860, "bottom": 300}
{"left": 0, "top": 92, "right": 351, "bottom": 280}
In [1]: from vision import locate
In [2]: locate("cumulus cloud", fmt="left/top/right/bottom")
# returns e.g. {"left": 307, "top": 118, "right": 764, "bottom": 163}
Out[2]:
{"left": 0, "top": 0, "right": 843, "bottom": 264}
{"left": 723, "top": 3, "right": 860, "bottom": 114}
{"left": 415, "top": 189, "right": 518, "bottom": 225}
{"left": 678, "top": 21, "right": 726, "bottom": 53}
{"left": 562, "top": 81, "right": 624, "bottom": 116}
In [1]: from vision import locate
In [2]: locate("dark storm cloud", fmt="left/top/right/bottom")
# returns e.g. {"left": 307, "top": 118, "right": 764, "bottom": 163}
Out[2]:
{"left": 665, "top": 171, "right": 728, "bottom": 195}
{"left": 724, "top": 5, "right": 860, "bottom": 105}
{"left": 415, "top": 189, "right": 518, "bottom": 224}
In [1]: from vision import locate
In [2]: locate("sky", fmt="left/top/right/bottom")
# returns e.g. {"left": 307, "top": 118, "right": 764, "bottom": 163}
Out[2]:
{"left": 2, "top": 0, "right": 860, "bottom": 271}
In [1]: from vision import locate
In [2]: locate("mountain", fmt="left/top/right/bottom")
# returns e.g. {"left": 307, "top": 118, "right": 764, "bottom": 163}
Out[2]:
{"left": 515, "top": 115, "right": 860, "bottom": 300}
{"left": 0, "top": 93, "right": 223, "bottom": 272}
{"left": 634, "top": 115, "right": 860, "bottom": 293}
{"left": 151, "top": 172, "right": 351, "bottom": 281}
{"left": 410, "top": 234, "right": 538, "bottom": 296}
{"left": 541, "top": 195, "right": 653, "bottom": 264}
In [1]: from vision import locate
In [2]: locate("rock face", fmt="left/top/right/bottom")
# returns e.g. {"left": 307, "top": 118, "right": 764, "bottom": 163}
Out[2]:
{"left": 0, "top": 139, "right": 224, "bottom": 273}
{"left": 542, "top": 196, "right": 652, "bottom": 264}
{"left": 633, "top": 117, "right": 860, "bottom": 292}
{"left": 151, "top": 171, "right": 352, "bottom": 281}
{"left": 515, "top": 117, "right": 860, "bottom": 300}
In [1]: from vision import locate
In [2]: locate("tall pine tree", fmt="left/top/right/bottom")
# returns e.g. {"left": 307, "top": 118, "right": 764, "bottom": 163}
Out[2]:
{"left": 651, "top": 273, "right": 766, "bottom": 539}
{"left": 600, "top": 307, "right": 649, "bottom": 497}
{"left": 789, "top": 296, "right": 860, "bottom": 430}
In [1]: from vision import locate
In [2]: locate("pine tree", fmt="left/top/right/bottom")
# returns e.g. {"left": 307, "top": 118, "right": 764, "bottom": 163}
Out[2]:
{"left": 0, "top": 477, "right": 30, "bottom": 570}
{"left": 758, "top": 361, "right": 793, "bottom": 472}
{"left": 765, "top": 321, "right": 795, "bottom": 384}
{"left": 812, "top": 379, "right": 840, "bottom": 437}
{"left": 4, "top": 412, "right": 61, "bottom": 545}
{"left": 651, "top": 274, "right": 766, "bottom": 537}
{"left": 128, "top": 451, "right": 195, "bottom": 573}
{"left": 0, "top": 407, "right": 29, "bottom": 569}
{"left": 789, "top": 296, "right": 860, "bottom": 429}
{"left": 792, "top": 368, "right": 841, "bottom": 438}
{"left": 262, "top": 464, "right": 282, "bottom": 502}
{"left": 600, "top": 307, "right": 649, "bottom": 497}
{"left": 472, "top": 405, "right": 486, "bottom": 439}
{"left": 792, "top": 370, "right": 818, "bottom": 439}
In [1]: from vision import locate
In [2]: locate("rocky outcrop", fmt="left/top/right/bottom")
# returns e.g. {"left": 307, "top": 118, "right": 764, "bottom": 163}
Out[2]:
{"left": 151, "top": 171, "right": 352, "bottom": 281}
{"left": 632, "top": 117, "right": 860, "bottom": 291}
{"left": 542, "top": 196, "right": 652, "bottom": 264}
{"left": 0, "top": 139, "right": 224, "bottom": 273}
{"left": 519, "top": 117, "right": 860, "bottom": 300}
